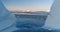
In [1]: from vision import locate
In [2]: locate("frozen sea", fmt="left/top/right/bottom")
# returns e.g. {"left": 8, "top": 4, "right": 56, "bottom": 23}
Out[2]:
{"left": 11, "top": 14, "right": 58, "bottom": 32}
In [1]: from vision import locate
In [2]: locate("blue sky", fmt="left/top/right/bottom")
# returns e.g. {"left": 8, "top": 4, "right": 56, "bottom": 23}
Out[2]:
{"left": 2, "top": 0, "right": 53, "bottom": 12}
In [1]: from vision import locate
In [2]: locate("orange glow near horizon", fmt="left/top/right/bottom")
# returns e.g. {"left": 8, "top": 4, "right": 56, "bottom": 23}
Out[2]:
{"left": 8, "top": 8, "right": 50, "bottom": 12}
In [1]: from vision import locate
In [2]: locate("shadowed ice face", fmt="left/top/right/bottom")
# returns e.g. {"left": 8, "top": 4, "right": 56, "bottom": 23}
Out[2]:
{"left": 0, "top": 0, "right": 16, "bottom": 31}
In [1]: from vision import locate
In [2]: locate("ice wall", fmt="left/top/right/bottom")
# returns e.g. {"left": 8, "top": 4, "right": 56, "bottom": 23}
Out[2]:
{"left": 44, "top": 0, "right": 60, "bottom": 29}
{"left": 0, "top": 0, "right": 16, "bottom": 32}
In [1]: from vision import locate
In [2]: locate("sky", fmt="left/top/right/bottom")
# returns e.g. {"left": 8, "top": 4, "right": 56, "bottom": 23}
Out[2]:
{"left": 2, "top": 0, "right": 53, "bottom": 12}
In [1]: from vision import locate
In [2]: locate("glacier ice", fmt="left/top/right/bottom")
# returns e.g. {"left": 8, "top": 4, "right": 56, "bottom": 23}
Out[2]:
{"left": 44, "top": 0, "right": 60, "bottom": 29}
{"left": 0, "top": 0, "right": 17, "bottom": 32}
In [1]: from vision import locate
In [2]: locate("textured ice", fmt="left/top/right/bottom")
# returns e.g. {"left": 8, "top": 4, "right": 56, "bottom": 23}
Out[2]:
{"left": 1, "top": 0, "right": 60, "bottom": 32}
{"left": 0, "top": 0, "right": 17, "bottom": 32}
{"left": 44, "top": 0, "right": 60, "bottom": 29}
{"left": 14, "top": 16, "right": 49, "bottom": 32}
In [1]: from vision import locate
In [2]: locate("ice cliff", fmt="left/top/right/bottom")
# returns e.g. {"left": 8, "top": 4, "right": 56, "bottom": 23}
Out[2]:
{"left": 0, "top": 0, "right": 17, "bottom": 32}
{"left": 44, "top": 0, "right": 60, "bottom": 29}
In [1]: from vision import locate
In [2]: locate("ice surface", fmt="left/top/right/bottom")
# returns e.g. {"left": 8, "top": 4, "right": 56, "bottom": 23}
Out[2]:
{"left": 44, "top": 0, "right": 60, "bottom": 29}
{"left": 0, "top": 0, "right": 17, "bottom": 32}
{"left": 14, "top": 16, "right": 50, "bottom": 32}
{"left": 1, "top": 0, "right": 60, "bottom": 32}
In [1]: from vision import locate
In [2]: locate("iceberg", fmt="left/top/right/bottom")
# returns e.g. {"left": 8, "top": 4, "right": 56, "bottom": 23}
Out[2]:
{"left": 0, "top": 0, "right": 17, "bottom": 32}
{"left": 44, "top": 0, "right": 60, "bottom": 29}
